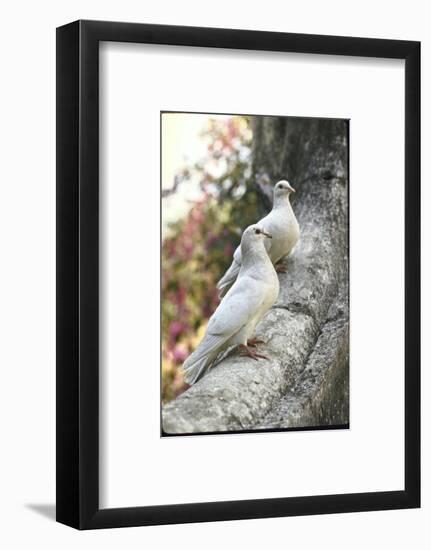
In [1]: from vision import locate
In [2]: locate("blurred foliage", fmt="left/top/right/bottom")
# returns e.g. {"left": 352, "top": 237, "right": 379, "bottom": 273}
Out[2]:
{"left": 162, "top": 116, "right": 262, "bottom": 403}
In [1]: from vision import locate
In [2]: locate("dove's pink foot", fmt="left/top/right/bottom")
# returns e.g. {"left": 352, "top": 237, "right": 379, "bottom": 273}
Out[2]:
{"left": 238, "top": 344, "right": 268, "bottom": 361}
{"left": 275, "top": 262, "right": 288, "bottom": 273}
{"left": 247, "top": 337, "right": 266, "bottom": 348}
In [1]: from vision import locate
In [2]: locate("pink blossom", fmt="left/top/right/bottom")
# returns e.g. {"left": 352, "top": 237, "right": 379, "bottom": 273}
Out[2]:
{"left": 224, "top": 243, "right": 234, "bottom": 256}
{"left": 183, "top": 241, "right": 193, "bottom": 256}
{"left": 206, "top": 233, "right": 218, "bottom": 248}
{"left": 227, "top": 118, "right": 238, "bottom": 139}
{"left": 177, "top": 287, "right": 186, "bottom": 306}
{"left": 169, "top": 321, "right": 183, "bottom": 339}
{"left": 172, "top": 345, "right": 188, "bottom": 364}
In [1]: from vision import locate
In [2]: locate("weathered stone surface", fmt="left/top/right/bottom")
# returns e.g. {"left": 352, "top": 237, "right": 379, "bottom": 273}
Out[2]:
{"left": 162, "top": 309, "right": 319, "bottom": 434}
{"left": 257, "top": 286, "right": 349, "bottom": 429}
{"left": 162, "top": 118, "right": 349, "bottom": 434}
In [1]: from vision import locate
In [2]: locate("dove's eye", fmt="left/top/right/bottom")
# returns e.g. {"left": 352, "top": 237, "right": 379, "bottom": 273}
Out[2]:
{"left": 255, "top": 228, "right": 261, "bottom": 234}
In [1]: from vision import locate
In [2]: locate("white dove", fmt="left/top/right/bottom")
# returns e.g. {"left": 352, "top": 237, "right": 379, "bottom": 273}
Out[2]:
{"left": 182, "top": 224, "right": 279, "bottom": 385}
{"left": 217, "top": 180, "right": 300, "bottom": 297}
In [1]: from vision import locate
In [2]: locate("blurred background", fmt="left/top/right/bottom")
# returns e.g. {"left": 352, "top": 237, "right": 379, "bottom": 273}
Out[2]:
{"left": 161, "top": 112, "right": 263, "bottom": 402}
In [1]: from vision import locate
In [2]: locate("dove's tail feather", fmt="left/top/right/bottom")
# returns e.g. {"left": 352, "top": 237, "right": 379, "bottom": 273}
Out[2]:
{"left": 217, "top": 260, "right": 241, "bottom": 298}
{"left": 182, "top": 334, "right": 224, "bottom": 385}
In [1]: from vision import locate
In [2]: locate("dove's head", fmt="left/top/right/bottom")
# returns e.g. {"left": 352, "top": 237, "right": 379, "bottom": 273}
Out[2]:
{"left": 241, "top": 224, "right": 272, "bottom": 253}
{"left": 274, "top": 180, "right": 295, "bottom": 199}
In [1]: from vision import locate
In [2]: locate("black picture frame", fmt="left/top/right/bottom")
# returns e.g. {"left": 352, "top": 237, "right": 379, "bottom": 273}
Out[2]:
{"left": 56, "top": 20, "right": 420, "bottom": 530}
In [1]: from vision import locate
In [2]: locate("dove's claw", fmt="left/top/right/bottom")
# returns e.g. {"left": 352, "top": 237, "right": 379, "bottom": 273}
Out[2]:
{"left": 247, "top": 337, "right": 266, "bottom": 347}
{"left": 275, "top": 263, "right": 288, "bottom": 273}
{"left": 253, "top": 352, "right": 269, "bottom": 360}
{"left": 238, "top": 344, "right": 268, "bottom": 360}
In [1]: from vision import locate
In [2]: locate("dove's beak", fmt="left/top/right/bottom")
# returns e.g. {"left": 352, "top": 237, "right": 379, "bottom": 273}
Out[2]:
{"left": 289, "top": 186, "right": 296, "bottom": 193}
{"left": 261, "top": 229, "right": 272, "bottom": 239}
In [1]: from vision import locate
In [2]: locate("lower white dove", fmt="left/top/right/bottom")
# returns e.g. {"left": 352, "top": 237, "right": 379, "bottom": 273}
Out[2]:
{"left": 217, "top": 180, "right": 300, "bottom": 297}
{"left": 182, "top": 224, "right": 279, "bottom": 385}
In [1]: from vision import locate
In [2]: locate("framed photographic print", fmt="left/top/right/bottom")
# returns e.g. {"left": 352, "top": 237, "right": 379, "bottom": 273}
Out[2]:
{"left": 56, "top": 20, "right": 420, "bottom": 529}
{"left": 160, "top": 111, "right": 350, "bottom": 437}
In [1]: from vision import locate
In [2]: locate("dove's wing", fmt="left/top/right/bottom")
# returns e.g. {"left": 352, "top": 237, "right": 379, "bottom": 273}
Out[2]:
{"left": 208, "top": 274, "right": 267, "bottom": 338}
{"left": 182, "top": 275, "right": 266, "bottom": 384}
{"left": 216, "top": 245, "right": 242, "bottom": 297}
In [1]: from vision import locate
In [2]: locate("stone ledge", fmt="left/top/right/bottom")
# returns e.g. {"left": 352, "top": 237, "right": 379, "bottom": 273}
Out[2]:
{"left": 162, "top": 308, "right": 319, "bottom": 434}
{"left": 257, "top": 286, "right": 349, "bottom": 429}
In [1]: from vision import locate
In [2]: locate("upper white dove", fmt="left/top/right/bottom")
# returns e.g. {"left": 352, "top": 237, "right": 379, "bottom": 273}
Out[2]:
{"left": 217, "top": 180, "right": 300, "bottom": 297}
{"left": 182, "top": 224, "right": 279, "bottom": 385}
